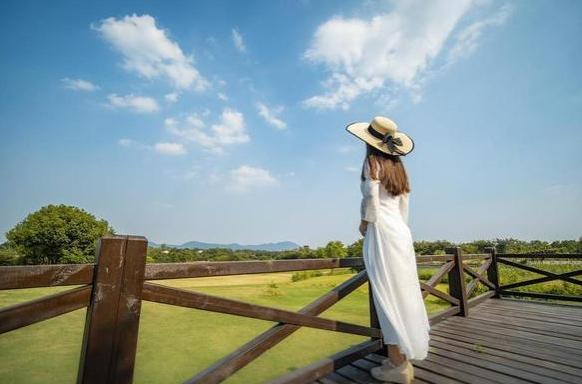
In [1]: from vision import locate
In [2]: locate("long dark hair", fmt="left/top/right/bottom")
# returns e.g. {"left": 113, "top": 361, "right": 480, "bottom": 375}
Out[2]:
{"left": 361, "top": 144, "right": 411, "bottom": 196}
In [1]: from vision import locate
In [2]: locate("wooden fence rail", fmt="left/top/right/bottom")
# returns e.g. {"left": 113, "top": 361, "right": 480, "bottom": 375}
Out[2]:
{"left": 0, "top": 235, "right": 580, "bottom": 384}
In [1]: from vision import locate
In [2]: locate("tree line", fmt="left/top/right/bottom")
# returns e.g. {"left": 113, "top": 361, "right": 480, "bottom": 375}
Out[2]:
{"left": 1, "top": 205, "right": 580, "bottom": 265}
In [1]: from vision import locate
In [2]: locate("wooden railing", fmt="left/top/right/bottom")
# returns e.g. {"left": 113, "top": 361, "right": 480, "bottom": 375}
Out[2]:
{"left": 1, "top": 235, "right": 579, "bottom": 383}
{"left": 494, "top": 251, "right": 582, "bottom": 302}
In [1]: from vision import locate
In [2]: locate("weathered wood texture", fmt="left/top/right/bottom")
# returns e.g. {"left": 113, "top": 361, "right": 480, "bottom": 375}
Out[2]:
{"left": 0, "top": 264, "right": 94, "bottom": 289}
{"left": 142, "top": 254, "right": 490, "bottom": 280}
{"left": 77, "top": 235, "right": 148, "bottom": 384}
{"left": 485, "top": 247, "right": 500, "bottom": 298}
{"left": 0, "top": 285, "right": 91, "bottom": 333}
{"left": 312, "top": 298, "right": 582, "bottom": 384}
{"left": 445, "top": 247, "right": 469, "bottom": 317}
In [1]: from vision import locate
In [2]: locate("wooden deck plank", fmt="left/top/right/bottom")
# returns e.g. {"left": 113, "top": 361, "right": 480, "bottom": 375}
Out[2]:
{"left": 476, "top": 299, "right": 582, "bottom": 319}
{"left": 467, "top": 312, "right": 582, "bottom": 339}
{"left": 441, "top": 316, "right": 582, "bottom": 350}
{"left": 485, "top": 297, "right": 582, "bottom": 315}
{"left": 366, "top": 354, "right": 472, "bottom": 384}
{"left": 316, "top": 298, "right": 582, "bottom": 383}
{"left": 433, "top": 325, "right": 582, "bottom": 366}
{"left": 473, "top": 305, "right": 582, "bottom": 326}
{"left": 335, "top": 365, "right": 384, "bottom": 384}
{"left": 318, "top": 372, "right": 356, "bottom": 384}
{"left": 430, "top": 329, "right": 582, "bottom": 374}
{"left": 422, "top": 349, "right": 531, "bottom": 384}
{"left": 429, "top": 338, "right": 575, "bottom": 384}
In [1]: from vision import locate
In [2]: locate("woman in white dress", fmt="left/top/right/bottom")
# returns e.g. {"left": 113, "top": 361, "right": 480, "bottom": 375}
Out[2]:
{"left": 346, "top": 116, "right": 430, "bottom": 383}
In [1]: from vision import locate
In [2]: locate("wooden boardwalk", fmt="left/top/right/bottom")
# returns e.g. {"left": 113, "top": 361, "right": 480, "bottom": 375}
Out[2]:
{"left": 313, "top": 298, "right": 582, "bottom": 384}
{"left": 2, "top": 239, "right": 580, "bottom": 384}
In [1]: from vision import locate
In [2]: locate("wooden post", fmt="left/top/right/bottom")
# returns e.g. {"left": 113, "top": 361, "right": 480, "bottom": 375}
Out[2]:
{"left": 445, "top": 247, "right": 468, "bottom": 317}
{"left": 485, "top": 246, "right": 500, "bottom": 299}
{"left": 77, "top": 235, "right": 148, "bottom": 384}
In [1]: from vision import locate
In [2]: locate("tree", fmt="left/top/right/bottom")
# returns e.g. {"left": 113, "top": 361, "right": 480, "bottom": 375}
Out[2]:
{"left": 0, "top": 243, "right": 19, "bottom": 265}
{"left": 321, "top": 241, "right": 348, "bottom": 258}
{"left": 6, "top": 204, "right": 113, "bottom": 264}
{"left": 347, "top": 239, "right": 363, "bottom": 257}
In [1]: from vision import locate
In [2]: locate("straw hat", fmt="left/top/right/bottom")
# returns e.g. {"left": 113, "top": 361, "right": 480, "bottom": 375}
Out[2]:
{"left": 346, "top": 116, "right": 414, "bottom": 156}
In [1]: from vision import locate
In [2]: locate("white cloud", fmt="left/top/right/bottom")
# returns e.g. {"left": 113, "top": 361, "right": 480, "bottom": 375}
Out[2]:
{"left": 154, "top": 142, "right": 187, "bottom": 155}
{"left": 107, "top": 93, "right": 160, "bottom": 113}
{"left": 165, "top": 92, "right": 179, "bottom": 103}
{"left": 345, "top": 166, "right": 360, "bottom": 173}
{"left": 232, "top": 28, "right": 246, "bottom": 53}
{"left": 448, "top": 4, "right": 513, "bottom": 64}
{"left": 61, "top": 78, "right": 99, "bottom": 92}
{"left": 230, "top": 165, "right": 278, "bottom": 192}
{"left": 118, "top": 138, "right": 134, "bottom": 147}
{"left": 303, "top": 0, "right": 509, "bottom": 110}
{"left": 165, "top": 108, "right": 249, "bottom": 153}
{"left": 94, "top": 14, "right": 208, "bottom": 90}
{"left": 217, "top": 92, "right": 228, "bottom": 101}
{"left": 256, "top": 102, "right": 287, "bottom": 130}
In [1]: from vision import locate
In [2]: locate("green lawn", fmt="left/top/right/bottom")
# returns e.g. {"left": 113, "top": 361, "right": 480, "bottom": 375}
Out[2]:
{"left": 0, "top": 270, "right": 451, "bottom": 384}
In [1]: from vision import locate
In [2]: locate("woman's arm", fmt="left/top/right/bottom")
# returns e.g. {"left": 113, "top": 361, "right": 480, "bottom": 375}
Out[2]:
{"left": 360, "top": 158, "right": 381, "bottom": 233}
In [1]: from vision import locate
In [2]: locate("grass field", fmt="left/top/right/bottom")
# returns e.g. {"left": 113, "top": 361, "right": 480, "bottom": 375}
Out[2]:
{"left": 0, "top": 269, "right": 451, "bottom": 384}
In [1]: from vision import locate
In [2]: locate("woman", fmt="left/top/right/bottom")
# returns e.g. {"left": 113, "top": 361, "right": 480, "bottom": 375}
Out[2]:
{"left": 346, "top": 116, "right": 430, "bottom": 383}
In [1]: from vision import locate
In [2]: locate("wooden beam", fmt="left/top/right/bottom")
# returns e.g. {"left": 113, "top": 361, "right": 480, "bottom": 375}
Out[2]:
{"left": 142, "top": 282, "right": 381, "bottom": 338}
{"left": 496, "top": 253, "right": 582, "bottom": 259}
{"left": 144, "top": 258, "right": 364, "bottom": 280}
{"left": 464, "top": 258, "right": 494, "bottom": 296}
{"left": 497, "top": 258, "right": 582, "bottom": 288}
{"left": 186, "top": 270, "right": 369, "bottom": 384}
{"left": 0, "top": 285, "right": 91, "bottom": 334}
{"left": 420, "top": 282, "right": 460, "bottom": 305}
{"left": 0, "top": 264, "right": 94, "bottom": 290}
{"left": 421, "top": 261, "right": 455, "bottom": 303}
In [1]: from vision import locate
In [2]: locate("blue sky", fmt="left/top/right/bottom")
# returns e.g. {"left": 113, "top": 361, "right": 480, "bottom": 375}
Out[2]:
{"left": 1, "top": 0, "right": 581, "bottom": 247}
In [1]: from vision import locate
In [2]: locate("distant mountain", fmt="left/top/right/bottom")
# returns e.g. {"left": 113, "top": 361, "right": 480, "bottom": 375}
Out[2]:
{"left": 149, "top": 240, "right": 301, "bottom": 252}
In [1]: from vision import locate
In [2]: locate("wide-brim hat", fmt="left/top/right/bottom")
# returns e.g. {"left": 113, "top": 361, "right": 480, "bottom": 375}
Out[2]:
{"left": 346, "top": 116, "right": 414, "bottom": 156}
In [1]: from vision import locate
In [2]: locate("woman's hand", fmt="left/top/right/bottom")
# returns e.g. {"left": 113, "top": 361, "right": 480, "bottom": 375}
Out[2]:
{"left": 359, "top": 220, "right": 368, "bottom": 237}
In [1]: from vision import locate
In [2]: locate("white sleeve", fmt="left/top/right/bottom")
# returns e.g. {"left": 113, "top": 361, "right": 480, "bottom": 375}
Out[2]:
{"left": 360, "top": 159, "right": 381, "bottom": 223}
{"left": 399, "top": 193, "right": 410, "bottom": 224}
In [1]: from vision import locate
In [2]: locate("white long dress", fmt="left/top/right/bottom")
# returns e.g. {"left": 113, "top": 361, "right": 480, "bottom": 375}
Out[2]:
{"left": 360, "top": 157, "right": 431, "bottom": 361}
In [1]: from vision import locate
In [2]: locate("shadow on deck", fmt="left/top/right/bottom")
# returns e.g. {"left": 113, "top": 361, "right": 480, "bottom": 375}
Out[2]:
{"left": 310, "top": 298, "right": 582, "bottom": 384}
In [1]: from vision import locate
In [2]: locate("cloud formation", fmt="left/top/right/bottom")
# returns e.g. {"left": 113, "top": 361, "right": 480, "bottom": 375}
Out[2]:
{"left": 154, "top": 142, "right": 186, "bottom": 155}
{"left": 230, "top": 165, "right": 278, "bottom": 192}
{"left": 165, "top": 108, "right": 249, "bottom": 153}
{"left": 256, "top": 102, "right": 286, "bottom": 130}
{"left": 165, "top": 92, "right": 179, "bottom": 103}
{"left": 447, "top": 4, "right": 513, "bottom": 64}
{"left": 303, "top": 0, "right": 510, "bottom": 110}
{"left": 94, "top": 14, "right": 208, "bottom": 90}
{"left": 232, "top": 28, "right": 246, "bottom": 53}
{"left": 107, "top": 93, "right": 160, "bottom": 113}
{"left": 61, "top": 78, "right": 99, "bottom": 92}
